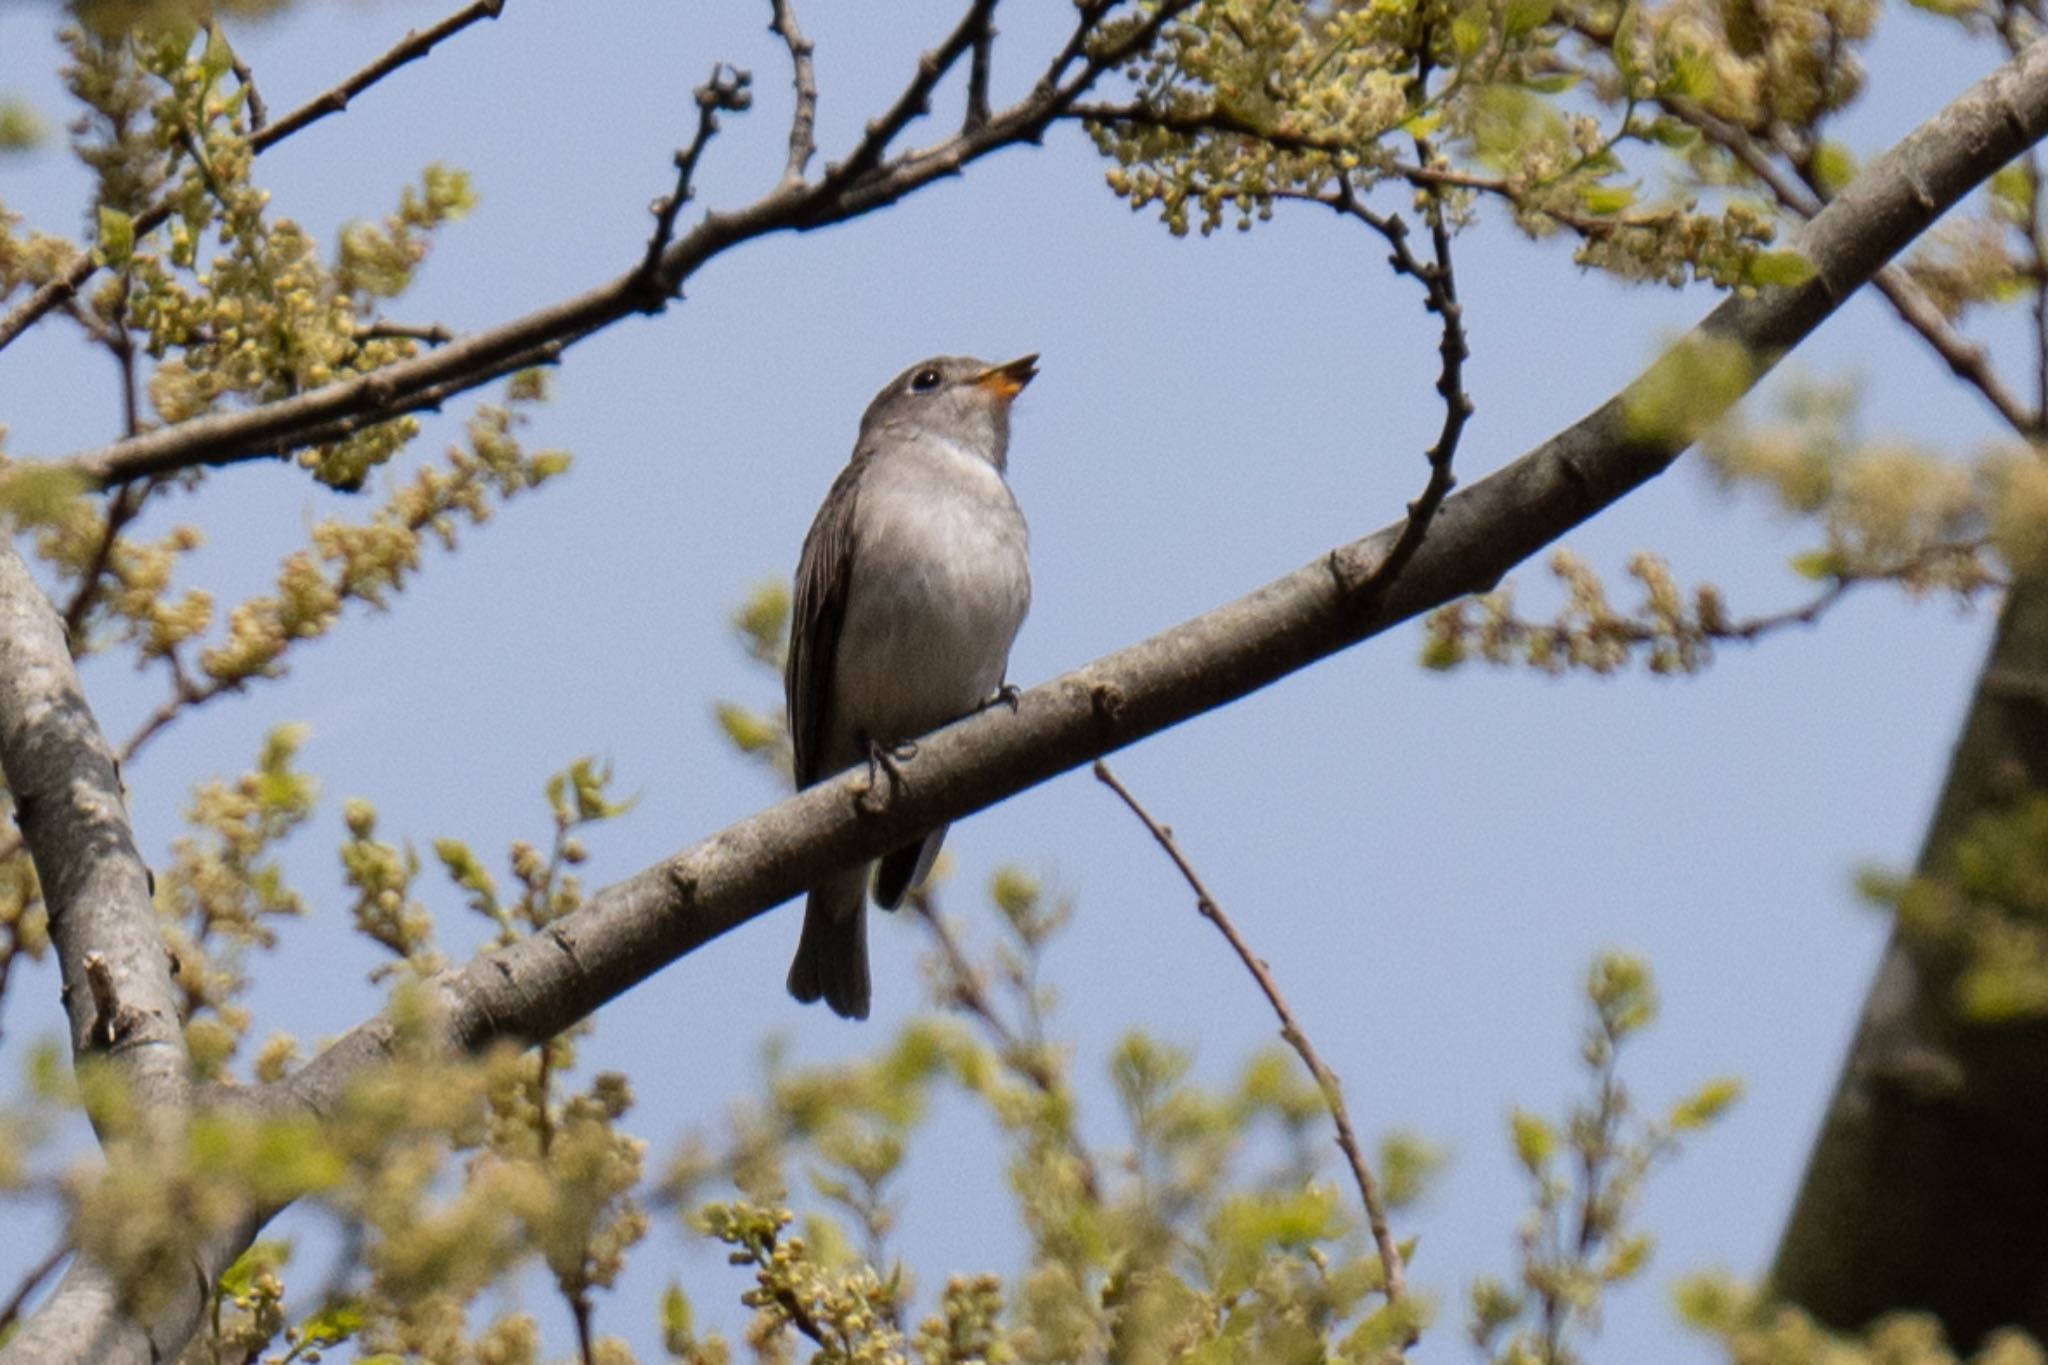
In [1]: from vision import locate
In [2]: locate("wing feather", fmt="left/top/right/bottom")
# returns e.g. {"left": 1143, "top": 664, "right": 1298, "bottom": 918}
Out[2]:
{"left": 786, "top": 457, "right": 865, "bottom": 788}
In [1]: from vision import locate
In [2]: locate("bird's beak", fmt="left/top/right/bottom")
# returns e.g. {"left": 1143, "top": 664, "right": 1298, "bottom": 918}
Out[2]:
{"left": 974, "top": 354, "right": 1039, "bottom": 402}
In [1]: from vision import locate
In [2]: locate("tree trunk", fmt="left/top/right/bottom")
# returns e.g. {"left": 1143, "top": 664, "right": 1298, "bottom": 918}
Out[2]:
{"left": 1772, "top": 579, "right": 2048, "bottom": 1344}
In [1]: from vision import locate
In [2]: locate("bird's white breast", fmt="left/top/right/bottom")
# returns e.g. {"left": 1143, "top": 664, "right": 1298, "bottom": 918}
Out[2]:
{"left": 829, "top": 437, "right": 1031, "bottom": 760}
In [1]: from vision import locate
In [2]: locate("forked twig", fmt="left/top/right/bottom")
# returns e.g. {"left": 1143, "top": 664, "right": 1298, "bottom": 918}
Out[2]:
{"left": 639, "top": 65, "right": 754, "bottom": 297}
{"left": 1092, "top": 760, "right": 1410, "bottom": 1307}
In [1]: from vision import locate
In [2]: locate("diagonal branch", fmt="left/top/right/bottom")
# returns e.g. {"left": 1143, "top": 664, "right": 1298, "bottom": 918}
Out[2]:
{"left": 247, "top": 0, "right": 507, "bottom": 153}
{"left": 1092, "top": 761, "right": 1410, "bottom": 1309}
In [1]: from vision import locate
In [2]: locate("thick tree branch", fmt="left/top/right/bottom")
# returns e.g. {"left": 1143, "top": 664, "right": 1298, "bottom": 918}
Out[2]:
{"left": 0, "top": 541, "right": 200, "bottom": 1364}
{"left": 13, "top": 30, "right": 2048, "bottom": 1365}
{"left": 0, "top": 541, "right": 186, "bottom": 1114}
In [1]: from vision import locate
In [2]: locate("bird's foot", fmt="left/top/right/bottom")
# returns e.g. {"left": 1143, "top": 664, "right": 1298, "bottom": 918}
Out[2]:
{"left": 859, "top": 737, "right": 919, "bottom": 815}
{"left": 981, "top": 682, "right": 1023, "bottom": 714}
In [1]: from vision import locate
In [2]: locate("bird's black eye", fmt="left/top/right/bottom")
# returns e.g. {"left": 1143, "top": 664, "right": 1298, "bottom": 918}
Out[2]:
{"left": 910, "top": 367, "right": 942, "bottom": 392}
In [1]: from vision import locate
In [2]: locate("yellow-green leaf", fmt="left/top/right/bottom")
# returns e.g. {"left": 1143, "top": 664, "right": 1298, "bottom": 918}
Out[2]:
{"left": 95, "top": 206, "right": 133, "bottom": 267}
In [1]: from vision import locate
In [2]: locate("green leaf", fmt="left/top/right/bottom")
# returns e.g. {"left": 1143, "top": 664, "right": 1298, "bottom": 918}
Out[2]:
{"left": 1505, "top": 0, "right": 1555, "bottom": 38}
{"left": 1402, "top": 109, "right": 1445, "bottom": 138}
{"left": 200, "top": 24, "right": 236, "bottom": 82}
{"left": 661, "top": 1280, "right": 694, "bottom": 1347}
{"left": 95, "top": 206, "right": 134, "bottom": 267}
{"left": 296, "top": 1300, "right": 363, "bottom": 1346}
{"left": 1509, "top": 1108, "right": 1556, "bottom": 1174}
{"left": 1788, "top": 549, "right": 1838, "bottom": 580}
{"left": 217, "top": 1239, "right": 291, "bottom": 1298}
{"left": 1577, "top": 183, "right": 1637, "bottom": 215}
{"left": 1452, "top": 3, "right": 1490, "bottom": 59}
{"left": 1811, "top": 141, "right": 1857, "bottom": 197}
{"left": 1622, "top": 333, "right": 1757, "bottom": 447}
{"left": 1746, "top": 248, "right": 1815, "bottom": 287}
{"left": 1668, "top": 1076, "right": 1743, "bottom": 1131}
{"left": 0, "top": 98, "right": 44, "bottom": 152}
{"left": 1646, "top": 118, "right": 1700, "bottom": 149}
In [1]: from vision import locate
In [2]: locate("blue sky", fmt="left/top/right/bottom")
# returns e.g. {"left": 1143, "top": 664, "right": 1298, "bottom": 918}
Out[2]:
{"left": 0, "top": 1, "right": 2016, "bottom": 1358}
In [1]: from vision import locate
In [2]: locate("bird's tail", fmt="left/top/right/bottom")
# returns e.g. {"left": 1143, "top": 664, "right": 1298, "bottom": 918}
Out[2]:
{"left": 787, "top": 869, "right": 870, "bottom": 1020}
{"left": 873, "top": 824, "right": 948, "bottom": 911}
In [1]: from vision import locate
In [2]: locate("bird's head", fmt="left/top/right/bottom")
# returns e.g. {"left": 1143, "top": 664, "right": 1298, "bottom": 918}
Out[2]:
{"left": 859, "top": 354, "right": 1039, "bottom": 470}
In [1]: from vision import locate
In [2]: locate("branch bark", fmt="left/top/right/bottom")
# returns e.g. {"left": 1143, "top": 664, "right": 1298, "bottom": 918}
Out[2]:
{"left": 10, "top": 29, "right": 2048, "bottom": 1365}
{"left": 0, "top": 539, "right": 198, "bottom": 1365}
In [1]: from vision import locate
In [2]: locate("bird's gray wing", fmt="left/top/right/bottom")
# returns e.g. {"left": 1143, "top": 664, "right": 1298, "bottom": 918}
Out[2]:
{"left": 786, "top": 457, "right": 864, "bottom": 788}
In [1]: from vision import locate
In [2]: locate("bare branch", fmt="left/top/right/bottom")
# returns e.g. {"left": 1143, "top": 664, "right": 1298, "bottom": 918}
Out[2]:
{"left": 1305, "top": 111, "right": 1473, "bottom": 606}
{"left": 0, "top": 0, "right": 507, "bottom": 356}
{"left": 1092, "top": 761, "right": 1410, "bottom": 1308}
{"left": 964, "top": 0, "right": 999, "bottom": 133}
{"left": 0, "top": 1245, "right": 68, "bottom": 1341}
{"left": 247, "top": 0, "right": 508, "bottom": 153}
{"left": 355, "top": 320, "right": 455, "bottom": 346}
{"left": 640, "top": 66, "right": 754, "bottom": 293}
{"left": 768, "top": 0, "right": 819, "bottom": 186}
{"left": 824, "top": 3, "right": 995, "bottom": 186}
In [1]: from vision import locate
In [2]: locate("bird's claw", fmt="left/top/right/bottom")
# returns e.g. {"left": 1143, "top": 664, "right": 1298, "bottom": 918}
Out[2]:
{"left": 858, "top": 738, "right": 918, "bottom": 814}
{"left": 982, "top": 683, "right": 1022, "bottom": 714}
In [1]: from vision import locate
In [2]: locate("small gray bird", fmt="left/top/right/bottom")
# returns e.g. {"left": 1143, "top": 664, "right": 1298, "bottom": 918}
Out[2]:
{"left": 785, "top": 354, "right": 1037, "bottom": 1020}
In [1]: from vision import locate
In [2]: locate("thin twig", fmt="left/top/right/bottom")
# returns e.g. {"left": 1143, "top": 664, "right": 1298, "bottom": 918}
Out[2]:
{"left": 1463, "top": 539, "right": 1997, "bottom": 665}
{"left": 639, "top": 65, "right": 754, "bottom": 296}
{"left": 1092, "top": 760, "right": 1410, "bottom": 1307}
{"left": 826, "top": 1, "right": 1000, "bottom": 186}
{"left": 213, "top": 21, "right": 269, "bottom": 132}
{"left": 0, "top": 1244, "right": 69, "bottom": 1337}
{"left": 767, "top": 0, "right": 818, "bottom": 187}
{"left": 59, "top": 482, "right": 146, "bottom": 648}
{"left": 964, "top": 0, "right": 1000, "bottom": 133}
{"left": 249, "top": 0, "right": 507, "bottom": 153}
{"left": 1340, "top": 43, "right": 1472, "bottom": 605}
{"left": 355, "top": 320, "right": 455, "bottom": 346}
{"left": 116, "top": 662, "right": 218, "bottom": 767}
